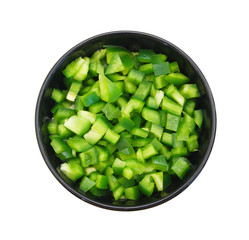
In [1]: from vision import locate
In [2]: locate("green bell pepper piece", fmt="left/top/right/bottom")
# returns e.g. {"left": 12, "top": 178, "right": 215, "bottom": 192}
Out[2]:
{"left": 116, "top": 132, "right": 135, "bottom": 155}
{"left": 141, "top": 143, "right": 158, "bottom": 159}
{"left": 81, "top": 91, "right": 100, "bottom": 107}
{"left": 161, "top": 132, "right": 173, "bottom": 147}
{"left": 124, "top": 159, "right": 145, "bottom": 175}
{"left": 152, "top": 155, "right": 168, "bottom": 171}
{"left": 113, "top": 185, "right": 125, "bottom": 200}
{"left": 139, "top": 63, "right": 154, "bottom": 74}
{"left": 183, "top": 112, "right": 196, "bottom": 133}
{"left": 151, "top": 123, "right": 163, "bottom": 140}
{"left": 151, "top": 54, "right": 167, "bottom": 64}
{"left": 84, "top": 167, "right": 97, "bottom": 176}
{"left": 77, "top": 110, "right": 96, "bottom": 124}
{"left": 114, "top": 81, "right": 124, "bottom": 94}
{"left": 162, "top": 96, "right": 183, "bottom": 116}
{"left": 134, "top": 80, "right": 152, "bottom": 100}
{"left": 165, "top": 73, "right": 190, "bottom": 87}
{"left": 118, "top": 176, "right": 136, "bottom": 188}
{"left": 67, "top": 136, "right": 92, "bottom": 152}
{"left": 56, "top": 148, "right": 74, "bottom": 162}
{"left": 146, "top": 97, "right": 157, "bottom": 109}
{"left": 136, "top": 148, "right": 145, "bottom": 163}
{"left": 64, "top": 115, "right": 91, "bottom": 136}
{"left": 99, "top": 72, "right": 122, "bottom": 103}
{"left": 122, "top": 97, "right": 145, "bottom": 117}
{"left": 94, "top": 159, "right": 113, "bottom": 174}
{"left": 51, "top": 89, "right": 66, "bottom": 103}
{"left": 159, "top": 145, "right": 171, "bottom": 160}
{"left": 96, "top": 175, "right": 108, "bottom": 189}
{"left": 166, "top": 113, "right": 180, "bottom": 132}
{"left": 104, "top": 129, "right": 120, "bottom": 145}
{"left": 88, "top": 101, "right": 106, "bottom": 114}
{"left": 171, "top": 147, "right": 188, "bottom": 157}
{"left": 124, "top": 79, "right": 137, "bottom": 94}
{"left": 169, "top": 61, "right": 180, "bottom": 73}
{"left": 184, "top": 100, "right": 196, "bottom": 116}
{"left": 79, "top": 147, "right": 99, "bottom": 167}
{"left": 60, "top": 158, "right": 84, "bottom": 181}
{"left": 75, "top": 95, "right": 84, "bottom": 111}
{"left": 151, "top": 172, "right": 164, "bottom": 191}
{"left": 79, "top": 176, "right": 96, "bottom": 192}
{"left": 172, "top": 133, "right": 185, "bottom": 148}
{"left": 105, "top": 45, "right": 131, "bottom": 64}
{"left": 105, "top": 52, "right": 134, "bottom": 75}
{"left": 112, "top": 158, "right": 126, "bottom": 175}
{"left": 153, "top": 62, "right": 171, "bottom": 76}
{"left": 155, "top": 90, "right": 164, "bottom": 107}
{"left": 154, "top": 75, "right": 168, "bottom": 89}
{"left": 102, "top": 103, "right": 121, "bottom": 120}
{"left": 131, "top": 128, "right": 149, "bottom": 139}
{"left": 159, "top": 110, "right": 167, "bottom": 127}
{"left": 90, "top": 186, "right": 107, "bottom": 197}
{"left": 95, "top": 146, "right": 109, "bottom": 162}
{"left": 53, "top": 108, "right": 75, "bottom": 122}
{"left": 151, "top": 138, "right": 163, "bottom": 151}
{"left": 126, "top": 69, "right": 145, "bottom": 85}
{"left": 194, "top": 109, "right": 203, "bottom": 128}
{"left": 165, "top": 84, "right": 186, "bottom": 106}
{"left": 180, "top": 84, "right": 200, "bottom": 99}
{"left": 122, "top": 167, "right": 134, "bottom": 180}
{"left": 91, "top": 49, "right": 107, "bottom": 61}
{"left": 171, "top": 157, "right": 191, "bottom": 179}
{"left": 106, "top": 73, "right": 126, "bottom": 81}
{"left": 47, "top": 121, "right": 58, "bottom": 135}
{"left": 119, "top": 117, "right": 135, "bottom": 132}
{"left": 186, "top": 135, "right": 199, "bottom": 152}
{"left": 142, "top": 107, "right": 161, "bottom": 125}
{"left": 137, "top": 49, "right": 155, "bottom": 63}
{"left": 73, "top": 57, "right": 90, "bottom": 81}
{"left": 139, "top": 175, "right": 154, "bottom": 197}
{"left": 50, "top": 137, "right": 68, "bottom": 154}
{"left": 131, "top": 137, "right": 153, "bottom": 148}
{"left": 62, "top": 57, "right": 84, "bottom": 78}
{"left": 84, "top": 116, "right": 111, "bottom": 144}
{"left": 108, "top": 175, "right": 120, "bottom": 191}
{"left": 176, "top": 118, "right": 190, "bottom": 141}
{"left": 124, "top": 186, "right": 140, "bottom": 200}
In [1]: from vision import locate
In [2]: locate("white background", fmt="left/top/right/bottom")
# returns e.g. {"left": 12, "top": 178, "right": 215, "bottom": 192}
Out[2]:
{"left": 1, "top": 0, "right": 248, "bottom": 239}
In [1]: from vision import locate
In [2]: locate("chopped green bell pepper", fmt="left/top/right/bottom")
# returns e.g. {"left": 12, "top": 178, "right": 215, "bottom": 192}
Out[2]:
{"left": 152, "top": 155, "right": 168, "bottom": 171}
{"left": 64, "top": 115, "right": 91, "bottom": 136}
{"left": 79, "top": 176, "right": 96, "bottom": 192}
{"left": 60, "top": 158, "right": 84, "bottom": 181}
{"left": 166, "top": 113, "right": 180, "bottom": 132}
{"left": 153, "top": 62, "right": 171, "bottom": 76}
{"left": 79, "top": 147, "right": 99, "bottom": 167}
{"left": 171, "top": 157, "right": 191, "bottom": 179}
{"left": 99, "top": 72, "right": 122, "bottom": 103}
{"left": 51, "top": 89, "right": 66, "bottom": 103}
{"left": 124, "top": 186, "right": 140, "bottom": 200}
{"left": 67, "top": 136, "right": 92, "bottom": 152}
{"left": 139, "top": 175, "right": 154, "bottom": 197}
{"left": 73, "top": 57, "right": 90, "bottom": 81}
{"left": 165, "top": 73, "right": 190, "bottom": 87}
{"left": 62, "top": 57, "right": 84, "bottom": 78}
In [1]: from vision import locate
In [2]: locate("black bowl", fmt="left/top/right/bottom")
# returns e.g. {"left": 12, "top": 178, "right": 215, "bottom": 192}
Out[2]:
{"left": 35, "top": 31, "right": 216, "bottom": 211}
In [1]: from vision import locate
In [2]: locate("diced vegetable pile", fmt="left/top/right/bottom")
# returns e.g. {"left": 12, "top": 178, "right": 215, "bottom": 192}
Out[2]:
{"left": 47, "top": 45, "right": 203, "bottom": 201}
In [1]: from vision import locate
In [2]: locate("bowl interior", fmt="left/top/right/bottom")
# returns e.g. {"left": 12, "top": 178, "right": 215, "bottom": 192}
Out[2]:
{"left": 36, "top": 32, "right": 216, "bottom": 210}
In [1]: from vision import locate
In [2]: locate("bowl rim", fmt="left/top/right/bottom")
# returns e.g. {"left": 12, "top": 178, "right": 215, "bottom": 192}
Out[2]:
{"left": 35, "top": 30, "right": 217, "bottom": 211}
